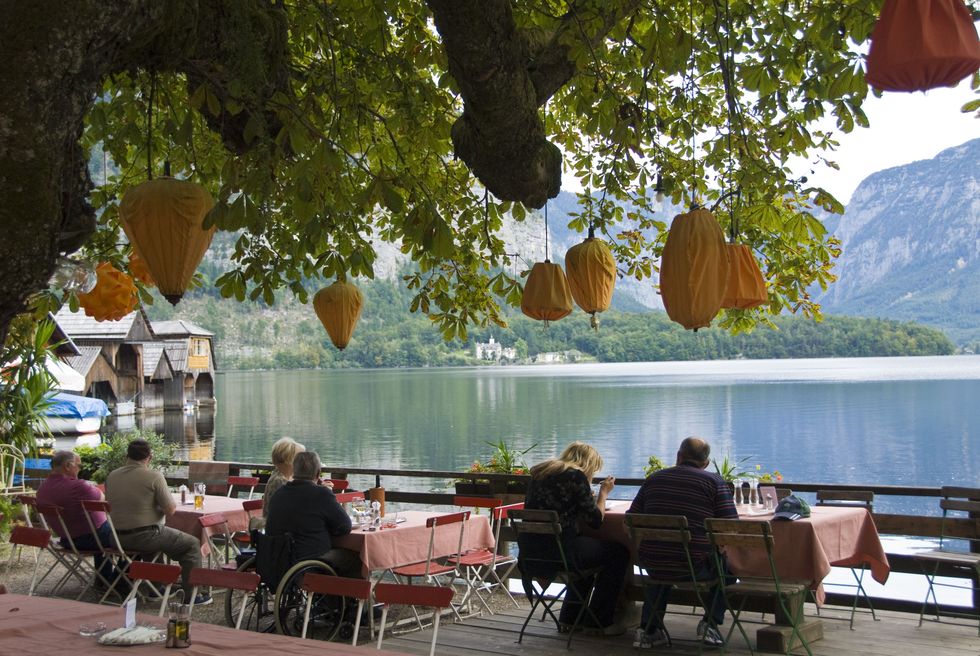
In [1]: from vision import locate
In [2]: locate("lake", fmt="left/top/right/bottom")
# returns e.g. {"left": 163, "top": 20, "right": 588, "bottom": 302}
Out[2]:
{"left": 156, "top": 355, "right": 979, "bottom": 515}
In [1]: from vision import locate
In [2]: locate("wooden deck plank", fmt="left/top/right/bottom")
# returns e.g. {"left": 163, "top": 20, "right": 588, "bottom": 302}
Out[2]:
{"left": 377, "top": 600, "right": 980, "bottom": 656}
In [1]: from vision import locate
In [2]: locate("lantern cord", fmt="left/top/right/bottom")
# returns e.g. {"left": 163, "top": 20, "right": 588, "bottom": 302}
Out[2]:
{"left": 543, "top": 100, "right": 550, "bottom": 262}
{"left": 724, "top": 0, "right": 738, "bottom": 244}
{"left": 146, "top": 71, "right": 156, "bottom": 180}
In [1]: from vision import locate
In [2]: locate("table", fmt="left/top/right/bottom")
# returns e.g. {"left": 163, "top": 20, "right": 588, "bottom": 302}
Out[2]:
{"left": 0, "top": 593, "right": 403, "bottom": 654}
{"left": 334, "top": 510, "right": 494, "bottom": 577}
{"left": 166, "top": 494, "right": 251, "bottom": 556}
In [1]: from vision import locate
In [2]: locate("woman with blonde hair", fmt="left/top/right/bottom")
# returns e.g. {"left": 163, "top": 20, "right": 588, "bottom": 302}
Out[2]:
{"left": 519, "top": 441, "right": 629, "bottom": 636}
{"left": 262, "top": 437, "right": 305, "bottom": 517}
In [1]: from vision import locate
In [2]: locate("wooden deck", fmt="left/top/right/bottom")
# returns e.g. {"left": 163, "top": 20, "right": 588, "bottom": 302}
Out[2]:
{"left": 378, "top": 599, "right": 980, "bottom": 656}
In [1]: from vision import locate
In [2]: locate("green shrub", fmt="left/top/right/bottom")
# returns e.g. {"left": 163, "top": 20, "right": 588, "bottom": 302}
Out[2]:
{"left": 82, "top": 428, "right": 177, "bottom": 483}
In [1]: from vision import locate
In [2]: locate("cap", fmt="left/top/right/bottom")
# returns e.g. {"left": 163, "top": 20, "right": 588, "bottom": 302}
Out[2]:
{"left": 772, "top": 494, "right": 811, "bottom": 521}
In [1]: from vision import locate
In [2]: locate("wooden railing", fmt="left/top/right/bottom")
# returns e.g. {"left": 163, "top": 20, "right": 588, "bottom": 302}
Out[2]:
{"left": 21, "top": 459, "right": 978, "bottom": 618}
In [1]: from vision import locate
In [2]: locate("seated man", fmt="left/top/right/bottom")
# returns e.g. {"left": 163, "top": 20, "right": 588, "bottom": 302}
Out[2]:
{"left": 106, "top": 439, "right": 210, "bottom": 605}
{"left": 627, "top": 436, "right": 737, "bottom": 649}
{"left": 265, "top": 451, "right": 359, "bottom": 577}
{"left": 36, "top": 450, "right": 123, "bottom": 588}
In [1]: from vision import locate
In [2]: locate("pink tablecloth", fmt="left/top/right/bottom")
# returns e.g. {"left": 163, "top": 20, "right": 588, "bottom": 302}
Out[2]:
{"left": 724, "top": 505, "right": 890, "bottom": 603}
{"left": 0, "top": 593, "right": 403, "bottom": 654}
{"left": 166, "top": 494, "right": 250, "bottom": 556}
{"left": 334, "top": 510, "right": 494, "bottom": 576}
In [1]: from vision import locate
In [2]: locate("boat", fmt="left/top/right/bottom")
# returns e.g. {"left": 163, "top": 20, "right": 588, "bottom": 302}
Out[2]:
{"left": 43, "top": 392, "right": 110, "bottom": 435}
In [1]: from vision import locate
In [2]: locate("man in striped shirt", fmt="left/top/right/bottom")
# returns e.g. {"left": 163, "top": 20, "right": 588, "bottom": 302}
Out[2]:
{"left": 627, "top": 436, "right": 737, "bottom": 648}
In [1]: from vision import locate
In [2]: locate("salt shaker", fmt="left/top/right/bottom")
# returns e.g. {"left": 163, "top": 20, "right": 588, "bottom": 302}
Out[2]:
{"left": 178, "top": 484, "right": 188, "bottom": 505}
{"left": 370, "top": 500, "right": 381, "bottom": 529}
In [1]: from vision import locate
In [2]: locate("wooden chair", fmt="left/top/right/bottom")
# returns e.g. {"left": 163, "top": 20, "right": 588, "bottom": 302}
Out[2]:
{"left": 325, "top": 478, "right": 349, "bottom": 491}
{"left": 227, "top": 476, "right": 260, "bottom": 500}
{"left": 625, "top": 513, "right": 722, "bottom": 651}
{"left": 80, "top": 499, "right": 162, "bottom": 603}
{"left": 375, "top": 582, "right": 454, "bottom": 656}
{"left": 815, "top": 490, "right": 878, "bottom": 628}
{"left": 7, "top": 525, "right": 53, "bottom": 596}
{"left": 913, "top": 486, "right": 980, "bottom": 636}
{"left": 509, "top": 508, "right": 603, "bottom": 649}
{"left": 301, "top": 573, "right": 372, "bottom": 645}
{"left": 187, "top": 567, "right": 260, "bottom": 629}
{"left": 122, "top": 561, "right": 182, "bottom": 616}
{"left": 12, "top": 494, "right": 40, "bottom": 562}
{"left": 233, "top": 498, "right": 264, "bottom": 548}
{"left": 705, "top": 518, "right": 813, "bottom": 656}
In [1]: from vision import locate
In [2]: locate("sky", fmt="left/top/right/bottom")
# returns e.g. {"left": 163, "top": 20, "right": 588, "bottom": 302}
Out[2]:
{"left": 798, "top": 82, "right": 978, "bottom": 204}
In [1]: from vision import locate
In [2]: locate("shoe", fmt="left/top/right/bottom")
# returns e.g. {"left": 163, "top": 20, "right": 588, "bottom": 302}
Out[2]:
{"left": 192, "top": 593, "right": 213, "bottom": 606}
{"left": 633, "top": 627, "right": 669, "bottom": 648}
{"left": 697, "top": 619, "right": 724, "bottom": 647}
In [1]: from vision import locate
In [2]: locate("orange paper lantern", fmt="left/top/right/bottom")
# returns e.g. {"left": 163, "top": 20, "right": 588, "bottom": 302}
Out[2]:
{"left": 565, "top": 231, "right": 617, "bottom": 328}
{"left": 128, "top": 252, "right": 155, "bottom": 287}
{"left": 659, "top": 208, "right": 730, "bottom": 330}
{"left": 119, "top": 176, "right": 216, "bottom": 305}
{"left": 314, "top": 279, "right": 364, "bottom": 350}
{"left": 721, "top": 243, "right": 768, "bottom": 310}
{"left": 521, "top": 261, "right": 573, "bottom": 323}
{"left": 77, "top": 262, "right": 138, "bottom": 322}
{"left": 866, "top": 0, "right": 980, "bottom": 92}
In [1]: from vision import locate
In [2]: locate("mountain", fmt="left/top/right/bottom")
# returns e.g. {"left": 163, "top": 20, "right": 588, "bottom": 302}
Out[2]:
{"left": 817, "top": 138, "right": 980, "bottom": 345}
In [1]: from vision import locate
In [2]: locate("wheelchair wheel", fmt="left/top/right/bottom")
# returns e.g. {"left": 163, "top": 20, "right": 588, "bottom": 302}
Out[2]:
{"left": 274, "top": 559, "right": 345, "bottom": 641}
{"left": 225, "top": 555, "right": 277, "bottom": 632}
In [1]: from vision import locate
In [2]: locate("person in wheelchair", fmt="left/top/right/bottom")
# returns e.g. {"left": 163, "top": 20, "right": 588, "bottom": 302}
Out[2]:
{"left": 265, "top": 450, "right": 360, "bottom": 578}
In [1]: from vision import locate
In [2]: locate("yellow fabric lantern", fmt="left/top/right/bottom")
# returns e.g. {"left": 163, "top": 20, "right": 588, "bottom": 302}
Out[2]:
{"left": 721, "top": 243, "right": 768, "bottom": 310}
{"left": 565, "top": 230, "right": 617, "bottom": 328}
{"left": 521, "top": 260, "right": 573, "bottom": 322}
{"left": 128, "top": 252, "right": 155, "bottom": 287}
{"left": 314, "top": 279, "right": 364, "bottom": 350}
{"left": 659, "top": 208, "right": 730, "bottom": 330}
{"left": 118, "top": 176, "right": 216, "bottom": 305}
{"left": 77, "top": 262, "right": 138, "bottom": 322}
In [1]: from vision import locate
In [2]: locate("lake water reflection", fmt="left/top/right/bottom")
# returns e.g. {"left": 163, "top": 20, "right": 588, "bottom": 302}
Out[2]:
{"left": 127, "top": 355, "right": 980, "bottom": 515}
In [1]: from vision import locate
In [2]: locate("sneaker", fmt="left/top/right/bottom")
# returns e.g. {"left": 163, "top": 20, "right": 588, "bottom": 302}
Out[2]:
{"left": 633, "top": 627, "right": 669, "bottom": 648}
{"left": 697, "top": 619, "right": 724, "bottom": 647}
{"left": 192, "top": 593, "right": 213, "bottom": 606}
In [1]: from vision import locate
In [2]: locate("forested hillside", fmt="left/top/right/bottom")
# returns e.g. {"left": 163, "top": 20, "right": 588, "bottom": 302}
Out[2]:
{"left": 144, "top": 272, "right": 955, "bottom": 371}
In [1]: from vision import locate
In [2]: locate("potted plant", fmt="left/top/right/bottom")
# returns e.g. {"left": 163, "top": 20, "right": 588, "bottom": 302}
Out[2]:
{"left": 76, "top": 428, "right": 177, "bottom": 483}
{"left": 456, "top": 439, "right": 534, "bottom": 496}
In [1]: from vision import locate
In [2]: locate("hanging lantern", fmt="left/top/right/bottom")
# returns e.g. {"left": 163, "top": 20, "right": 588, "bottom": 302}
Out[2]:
{"left": 77, "top": 263, "right": 138, "bottom": 322}
{"left": 659, "top": 208, "right": 730, "bottom": 331}
{"left": 128, "top": 252, "right": 155, "bottom": 287}
{"left": 866, "top": 0, "right": 980, "bottom": 92}
{"left": 721, "top": 243, "right": 768, "bottom": 310}
{"left": 521, "top": 260, "right": 573, "bottom": 323}
{"left": 118, "top": 176, "right": 216, "bottom": 305}
{"left": 565, "top": 228, "right": 617, "bottom": 329}
{"left": 314, "top": 279, "right": 363, "bottom": 350}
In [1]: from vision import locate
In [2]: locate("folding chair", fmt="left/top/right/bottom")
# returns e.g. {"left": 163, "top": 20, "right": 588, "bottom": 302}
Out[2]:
{"left": 199, "top": 512, "right": 240, "bottom": 569}
{"left": 391, "top": 511, "right": 470, "bottom": 623}
{"left": 227, "top": 476, "right": 260, "bottom": 500}
{"left": 449, "top": 497, "right": 523, "bottom": 613}
{"left": 187, "top": 567, "right": 260, "bottom": 629}
{"left": 815, "top": 490, "right": 878, "bottom": 628}
{"left": 705, "top": 518, "right": 812, "bottom": 656}
{"left": 509, "top": 508, "right": 603, "bottom": 649}
{"left": 12, "top": 494, "right": 40, "bottom": 562}
{"left": 123, "top": 561, "right": 182, "bottom": 616}
{"left": 7, "top": 525, "right": 53, "bottom": 595}
{"left": 36, "top": 503, "right": 107, "bottom": 598}
{"left": 913, "top": 486, "right": 980, "bottom": 636}
{"left": 625, "top": 513, "right": 721, "bottom": 652}
{"left": 233, "top": 498, "right": 264, "bottom": 549}
{"left": 80, "top": 499, "right": 159, "bottom": 603}
{"left": 375, "top": 583, "right": 454, "bottom": 656}
{"left": 301, "top": 574, "right": 372, "bottom": 645}
{"left": 325, "top": 479, "right": 350, "bottom": 491}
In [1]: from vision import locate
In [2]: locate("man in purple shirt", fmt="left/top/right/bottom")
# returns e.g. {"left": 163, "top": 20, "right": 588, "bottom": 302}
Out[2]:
{"left": 36, "top": 449, "right": 120, "bottom": 587}
{"left": 627, "top": 437, "right": 738, "bottom": 649}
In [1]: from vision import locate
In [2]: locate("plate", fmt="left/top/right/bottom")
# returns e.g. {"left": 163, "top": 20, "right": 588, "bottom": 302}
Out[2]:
{"left": 97, "top": 626, "right": 167, "bottom": 646}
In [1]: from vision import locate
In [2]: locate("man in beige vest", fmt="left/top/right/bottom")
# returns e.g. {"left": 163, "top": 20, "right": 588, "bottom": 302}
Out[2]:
{"left": 106, "top": 439, "right": 210, "bottom": 605}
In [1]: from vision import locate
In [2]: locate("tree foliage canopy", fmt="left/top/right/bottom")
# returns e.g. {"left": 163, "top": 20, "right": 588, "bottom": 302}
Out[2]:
{"left": 3, "top": 0, "right": 977, "bottom": 343}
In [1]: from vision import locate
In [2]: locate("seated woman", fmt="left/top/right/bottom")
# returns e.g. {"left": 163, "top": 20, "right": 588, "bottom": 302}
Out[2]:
{"left": 250, "top": 437, "right": 305, "bottom": 530}
{"left": 519, "top": 441, "right": 629, "bottom": 636}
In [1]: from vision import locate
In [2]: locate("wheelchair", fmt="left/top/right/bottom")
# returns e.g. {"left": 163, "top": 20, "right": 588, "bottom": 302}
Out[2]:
{"left": 226, "top": 532, "right": 354, "bottom": 641}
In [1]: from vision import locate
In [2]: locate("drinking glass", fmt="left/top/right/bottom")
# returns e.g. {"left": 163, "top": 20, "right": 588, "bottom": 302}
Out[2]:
{"left": 382, "top": 512, "right": 399, "bottom": 529}
{"left": 748, "top": 478, "right": 760, "bottom": 506}
{"left": 732, "top": 478, "right": 743, "bottom": 505}
{"left": 193, "top": 482, "right": 205, "bottom": 509}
